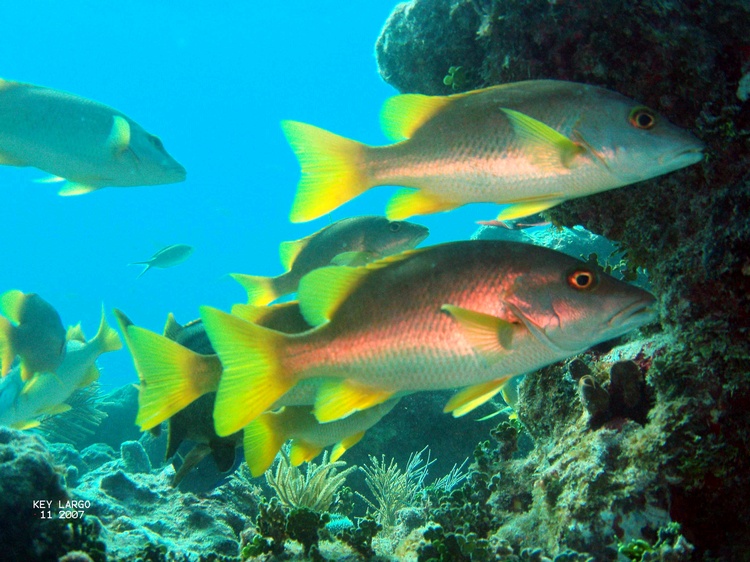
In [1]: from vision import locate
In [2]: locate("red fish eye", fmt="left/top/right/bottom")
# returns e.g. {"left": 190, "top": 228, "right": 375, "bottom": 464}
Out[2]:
{"left": 568, "top": 269, "right": 597, "bottom": 290}
{"left": 629, "top": 107, "right": 656, "bottom": 130}
{"left": 389, "top": 222, "right": 402, "bottom": 232}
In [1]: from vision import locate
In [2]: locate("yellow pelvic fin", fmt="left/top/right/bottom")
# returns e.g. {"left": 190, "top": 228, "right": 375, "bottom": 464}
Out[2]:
{"left": 230, "top": 273, "right": 278, "bottom": 307}
{"left": 500, "top": 108, "right": 584, "bottom": 169}
{"left": 279, "top": 236, "right": 310, "bottom": 271}
{"left": 314, "top": 379, "right": 395, "bottom": 423}
{"left": 495, "top": 198, "right": 564, "bottom": 221}
{"left": 386, "top": 188, "right": 458, "bottom": 220}
{"left": 443, "top": 376, "right": 514, "bottom": 418}
{"left": 379, "top": 93, "right": 452, "bottom": 142}
{"left": 200, "top": 306, "right": 295, "bottom": 436}
{"left": 281, "top": 120, "right": 370, "bottom": 223}
{"left": 20, "top": 363, "right": 35, "bottom": 383}
{"left": 329, "top": 251, "right": 378, "bottom": 267}
{"left": 297, "top": 265, "right": 370, "bottom": 326}
{"left": 20, "top": 372, "right": 45, "bottom": 395}
{"left": 330, "top": 430, "right": 365, "bottom": 462}
{"left": 441, "top": 305, "right": 518, "bottom": 363}
{"left": 162, "top": 312, "right": 183, "bottom": 341}
{"left": 58, "top": 181, "right": 99, "bottom": 196}
{"left": 289, "top": 440, "right": 324, "bottom": 466}
{"left": 108, "top": 115, "right": 131, "bottom": 155}
{"left": 34, "top": 175, "right": 65, "bottom": 184}
{"left": 0, "top": 316, "right": 15, "bottom": 377}
{"left": 243, "top": 411, "right": 288, "bottom": 477}
{"left": 0, "top": 289, "right": 26, "bottom": 323}
{"left": 0, "top": 152, "right": 25, "bottom": 166}
{"left": 128, "top": 325, "right": 220, "bottom": 431}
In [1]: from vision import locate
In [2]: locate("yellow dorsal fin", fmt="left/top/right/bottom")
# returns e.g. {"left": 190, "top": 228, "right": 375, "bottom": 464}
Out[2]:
{"left": 386, "top": 188, "right": 458, "bottom": 220}
{"left": 289, "top": 440, "right": 323, "bottom": 466}
{"left": 66, "top": 323, "right": 86, "bottom": 342}
{"left": 93, "top": 307, "right": 123, "bottom": 354}
{"left": 443, "top": 376, "right": 514, "bottom": 417}
{"left": 108, "top": 115, "right": 131, "bottom": 155}
{"left": 441, "top": 305, "right": 519, "bottom": 363}
{"left": 298, "top": 249, "right": 423, "bottom": 326}
{"left": 313, "top": 379, "right": 395, "bottom": 423}
{"left": 0, "top": 289, "right": 26, "bottom": 323}
{"left": 243, "top": 410, "right": 287, "bottom": 477}
{"left": 330, "top": 430, "right": 365, "bottom": 462}
{"left": 279, "top": 236, "right": 312, "bottom": 271}
{"left": 380, "top": 93, "right": 452, "bottom": 142}
{"left": 500, "top": 108, "right": 584, "bottom": 169}
{"left": 163, "top": 313, "right": 183, "bottom": 341}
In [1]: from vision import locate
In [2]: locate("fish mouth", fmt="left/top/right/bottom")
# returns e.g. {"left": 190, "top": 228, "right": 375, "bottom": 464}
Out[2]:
{"left": 659, "top": 146, "right": 704, "bottom": 168}
{"left": 608, "top": 297, "right": 658, "bottom": 331}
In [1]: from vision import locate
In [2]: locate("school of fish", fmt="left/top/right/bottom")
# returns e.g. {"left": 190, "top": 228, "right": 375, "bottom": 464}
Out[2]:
{"left": 1, "top": 74, "right": 706, "bottom": 481}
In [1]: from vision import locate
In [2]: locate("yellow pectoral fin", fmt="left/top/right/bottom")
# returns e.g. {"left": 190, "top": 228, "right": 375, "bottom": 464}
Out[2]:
{"left": 500, "top": 108, "right": 585, "bottom": 169}
{"left": 329, "top": 251, "right": 377, "bottom": 267}
{"left": 12, "top": 419, "right": 41, "bottom": 430}
{"left": 380, "top": 93, "right": 452, "bottom": 141}
{"left": 243, "top": 413, "right": 287, "bottom": 477}
{"left": 386, "top": 188, "right": 458, "bottom": 220}
{"left": 495, "top": 198, "right": 564, "bottom": 221}
{"left": 230, "top": 273, "right": 278, "bottom": 307}
{"left": 108, "top": 115, "right": 131, "bottom": 155}
{"left": 79, "top": 365, "right": 100, "bottom": 388}
{"left": 313, "top": 379, "right": 395, "bottom": 423}
{"left": 441, "top": 305, "right": 518, "bottom": 363}
{"left": 58, "top": 182, "right": 99, "bottom": 196}
{"left": 297, "top": 266, "right": 369, "bottom": 326}
{"left": 330, "top": 430, "right": 365, "bottom": 462}
{"left": 443, "top": 376, "right": 514, "bottom": 417}
{"left": 289, "top": 440, "right": 323, "bottom": 466}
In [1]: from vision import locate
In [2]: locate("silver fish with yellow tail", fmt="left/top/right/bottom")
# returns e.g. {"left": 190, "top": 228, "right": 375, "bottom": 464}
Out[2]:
{"left": 282, "top": 80, "right": 704, "bottom": 222}
{"left": 201, "top": 240, "right": 657, "bottom": 437}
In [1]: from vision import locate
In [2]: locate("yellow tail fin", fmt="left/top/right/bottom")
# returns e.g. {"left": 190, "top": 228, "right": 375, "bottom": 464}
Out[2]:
{"left": 127, "top": 325, "right": 220, "bottom": 431}
{"left": 200, "top": 306, "right": 296, "bottom": 436}
{"left": 243, "top": 411, "right": 287, "bottom": 477}
{"left": 281, "top": 120, "right": 370, "bottom": 223}
{"left": 230, "top": 273, "right": 279, "bottom": 306}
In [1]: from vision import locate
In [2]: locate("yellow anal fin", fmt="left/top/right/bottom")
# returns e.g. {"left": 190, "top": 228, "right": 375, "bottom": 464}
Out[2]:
{"left": 243, "top": 411, "right": 287, "bottom": 477}
{"left": 289, "top": 440, "right": 323, "bottom": 466}
{"left": 314, "top": 379, "right": 395, "bottom": 423}
{"left": 386, "top": 188, "right": 458, "bottom": 220}
{"left": 200, "top": 306, "right": 294, "bottom": 436}
{"left": 443, "top": 376, "right": 514, "bottom": 418}
{"left": 230, "top": 273, "right": 278, "bottom": 307}
{"left": 128, "top": 325, "right": 219, "bottom": 431}
{"left": 330, "top": 430, "right": 365, "bottom": 462}
{"left": 66, "top": 323, "right": 86, "bottom": 343}
{"left": 281, "top": 120, "right": 370, "bottom": 223}
{"left": 441, "top": 305, "right": 518, "bottom": 363}
{"left": 279, "top": 236, "right": 311, "bottom": 271}
{"left": 38, "top": 403, "right": 73, "bottom": 416}
{"left": 380, "top": 93, "right": 452, "bottom": 141}
{"left": 12, "top": 419, "right": 41, "bottom": 430}
{"left": 58, "top": 181, "right": 99, "bottom": 196}
{"left": 108, "top": 115, "right": 131, "bottom": 155}
{"left": 495, "top": 198, "right": 564, "bottom": 221}
{"left": 500, "top": 108, "right": 584, "bottom": 169}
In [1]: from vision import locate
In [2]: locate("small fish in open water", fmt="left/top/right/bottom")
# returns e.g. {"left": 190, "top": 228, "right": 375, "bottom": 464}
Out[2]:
{"left": 130, "top": 244, "right": 194, "bottom": 279}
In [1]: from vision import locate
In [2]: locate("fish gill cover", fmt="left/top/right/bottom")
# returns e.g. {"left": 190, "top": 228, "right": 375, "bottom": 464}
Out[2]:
{"left": 0, "top": 0, "right": 748, "bottom": 561}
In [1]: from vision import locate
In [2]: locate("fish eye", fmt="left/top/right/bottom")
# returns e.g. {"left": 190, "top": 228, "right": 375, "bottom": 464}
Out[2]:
{"left": 389, "top": 221, "right": 402, "bottom": 232}
{"left": 149, "top": 135, "right": 165, "bottom": 151}
{"left": 629, "top": 107, "right": 656, "bottom": 130}
{"left": 567, "top": 268, "right": 598, "bottom": 291}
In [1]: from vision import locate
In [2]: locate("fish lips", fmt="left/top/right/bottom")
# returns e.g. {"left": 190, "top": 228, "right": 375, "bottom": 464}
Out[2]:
{"left": 607, "top": 296, "right": 658, "bottom": 333}
{"left": 658, "top": 145, "right": 704, "bottom": 170}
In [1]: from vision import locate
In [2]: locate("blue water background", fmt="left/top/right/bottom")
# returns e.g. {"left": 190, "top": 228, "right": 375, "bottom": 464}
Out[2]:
{"left": 0, "top": 1, "right": 496, "bottom": 392}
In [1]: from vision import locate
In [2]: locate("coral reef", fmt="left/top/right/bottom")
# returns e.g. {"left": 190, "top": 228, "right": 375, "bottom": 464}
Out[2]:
{"left": 376, "top": 0, "right": 750, "bottom": 558}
